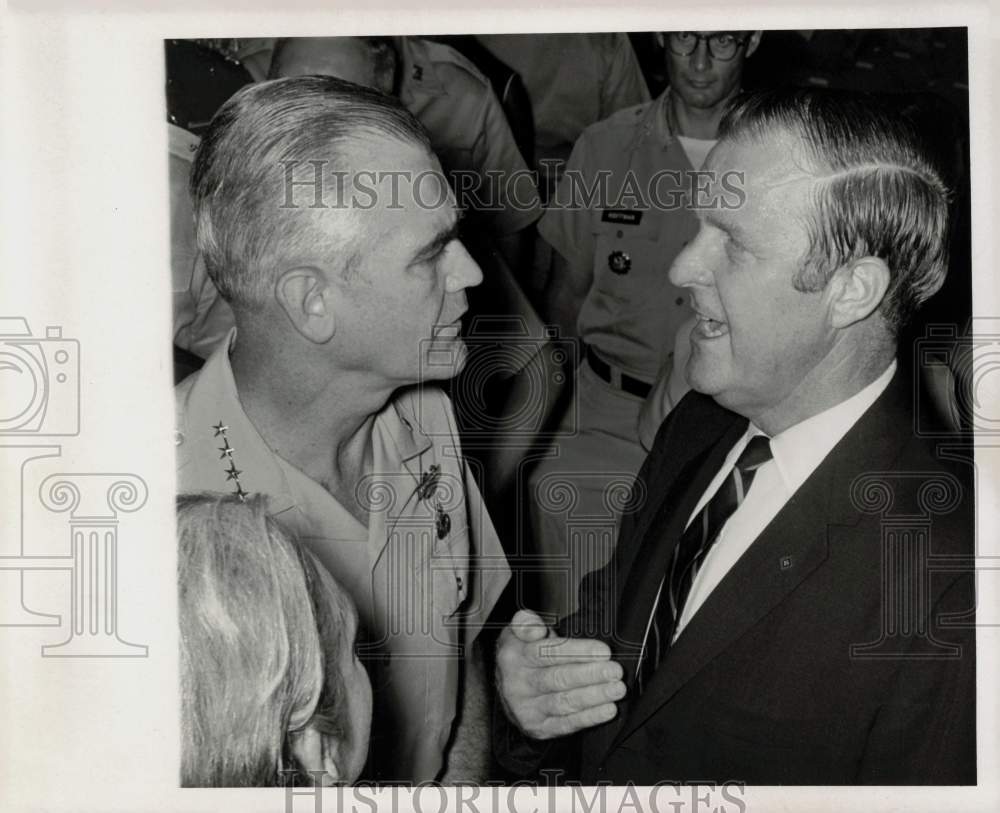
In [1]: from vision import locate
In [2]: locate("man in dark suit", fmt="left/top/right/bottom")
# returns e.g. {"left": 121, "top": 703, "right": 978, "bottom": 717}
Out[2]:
{"left": 495, "top": 88, "right": 975, "bottom": 785}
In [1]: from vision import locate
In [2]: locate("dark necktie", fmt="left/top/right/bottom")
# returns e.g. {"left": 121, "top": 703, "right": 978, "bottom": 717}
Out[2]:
{"left": 636, "top": 434, "right": 773, "bottom": 693}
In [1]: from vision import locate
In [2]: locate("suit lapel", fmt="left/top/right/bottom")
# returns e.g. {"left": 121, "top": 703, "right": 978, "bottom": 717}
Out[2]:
{"left": 612, "top": 463, "right": 835, "bottom": 749}
{"left": 614, "top": 422, "right": 747, "bottom": 675}
{"left": 587, "top": 402, "right": 746, "bottom": 754}
{"left": 605, "top": 367, "right": 914, "bottom": 756}
{"left": 612, "top": 393, "right": 747, "bottom": 611}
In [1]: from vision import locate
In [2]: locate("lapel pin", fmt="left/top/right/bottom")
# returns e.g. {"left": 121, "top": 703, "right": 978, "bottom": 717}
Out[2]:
{"left": 780, "top": 555, "right": 794, "bottom": 571}
{"left": 435, "top": 503, "right": 451, "bottom": 540}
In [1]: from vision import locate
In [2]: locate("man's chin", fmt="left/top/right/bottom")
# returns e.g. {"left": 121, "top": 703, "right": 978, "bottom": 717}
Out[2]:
{"left": 420, "top": 339, "right": 468, "bottom": 383}
{"left": 685, "top": 355, "right": 729, "bottom": 399}
{"left": 450, "top": 342, "right": 470, "bottom": 376}
{"left": 677, "top": 84, "right": 718, "bottom": 106}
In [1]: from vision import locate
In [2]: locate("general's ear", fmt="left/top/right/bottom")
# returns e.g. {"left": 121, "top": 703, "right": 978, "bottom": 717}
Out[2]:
{"left": 275, "top": 267, "right": 336, "bottom": 344}
{"left": 825, "top": 256, "right": 891, "bottom": 329}
{"left": 288, "top": 724, "right": 343, "bottom": 785}
{"left": 745, "top": 31, "right": 763, "bottom": 58}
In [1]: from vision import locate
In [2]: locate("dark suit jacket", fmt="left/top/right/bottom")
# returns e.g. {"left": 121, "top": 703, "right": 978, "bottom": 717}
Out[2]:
{"left": 501, "top": 370, "right": 976, "bottom": 784}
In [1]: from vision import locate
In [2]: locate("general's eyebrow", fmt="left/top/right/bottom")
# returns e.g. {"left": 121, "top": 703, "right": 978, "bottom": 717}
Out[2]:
{"left": 414, "top": 208, "right": 464, "bottom": 262}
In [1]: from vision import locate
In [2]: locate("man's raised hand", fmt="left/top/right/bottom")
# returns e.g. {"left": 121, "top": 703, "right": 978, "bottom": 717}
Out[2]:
{"left": 496, "top": 609, "right": 626, "bottom": 740}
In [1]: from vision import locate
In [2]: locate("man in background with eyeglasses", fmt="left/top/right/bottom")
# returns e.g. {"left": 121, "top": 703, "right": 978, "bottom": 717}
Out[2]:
{"left": 529, "top": 31, "right": 761, "bottom": 622}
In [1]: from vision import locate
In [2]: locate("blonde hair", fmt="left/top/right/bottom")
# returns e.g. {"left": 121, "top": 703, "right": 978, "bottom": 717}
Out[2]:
{"left": 177, "top": 493, "right": 323, "bottom": 786}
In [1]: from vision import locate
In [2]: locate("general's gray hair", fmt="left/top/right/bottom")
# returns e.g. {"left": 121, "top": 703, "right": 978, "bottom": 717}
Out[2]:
{"left": 190, "top": 76, "right": 430, "bottom": 310}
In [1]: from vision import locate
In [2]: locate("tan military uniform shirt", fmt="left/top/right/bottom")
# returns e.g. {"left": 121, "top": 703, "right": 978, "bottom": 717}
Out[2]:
{"left": 476, "top": 32, "right": 650, "bottom": 194}
{"left": 538, "top": 90, "right": 699, "bottom": 380}
{"left": 395, "top": 36, "right": 540, "bottom": 235}
{"left": 175, "top": 330, "right": 510, "bottom": 781}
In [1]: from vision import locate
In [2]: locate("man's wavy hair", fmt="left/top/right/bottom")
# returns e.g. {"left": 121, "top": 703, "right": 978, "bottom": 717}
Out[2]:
{"left": 719, "top": 88, "right": 952, "bottom": 333}
{"left": 178, "top": 493, "right": 352, "bottom": 786}
{"left": 189, "top": 75, "right": 430, "bottom": 310}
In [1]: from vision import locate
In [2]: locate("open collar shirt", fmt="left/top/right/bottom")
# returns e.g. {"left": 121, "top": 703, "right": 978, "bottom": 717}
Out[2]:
{"left": 175, "top": 329, "right": 510, "bottom": 780}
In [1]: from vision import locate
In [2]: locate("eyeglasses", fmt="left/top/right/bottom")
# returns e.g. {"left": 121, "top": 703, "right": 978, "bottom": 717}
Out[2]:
{"left": 667, "top": 31, "right": 748, "bottom": 61}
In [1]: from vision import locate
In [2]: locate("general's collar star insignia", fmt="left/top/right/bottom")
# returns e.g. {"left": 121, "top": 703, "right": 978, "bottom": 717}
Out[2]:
{"left": 212, "top": 420, "right": 249, "bottom": 501}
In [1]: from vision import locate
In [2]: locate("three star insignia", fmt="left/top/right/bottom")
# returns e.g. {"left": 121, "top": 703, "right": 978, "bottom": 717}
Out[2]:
{"left": 213, "top": 421, "right": 249, "bottom": 501}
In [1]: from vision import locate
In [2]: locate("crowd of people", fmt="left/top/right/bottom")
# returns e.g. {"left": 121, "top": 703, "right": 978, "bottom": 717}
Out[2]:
{"left": 170, "top": 31, "right": 975, "bottom": 787}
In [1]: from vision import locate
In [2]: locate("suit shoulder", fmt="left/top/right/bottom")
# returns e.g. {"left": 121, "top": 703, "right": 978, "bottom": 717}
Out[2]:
{"left": 665, "top": 390, "right": 734, "bottom": 436}
{"left": 644, "top": 390, "right": 739, "bottom": 469}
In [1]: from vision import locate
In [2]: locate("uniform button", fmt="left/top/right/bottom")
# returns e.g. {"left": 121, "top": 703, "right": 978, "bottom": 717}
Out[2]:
{"left": 174, "top": 430, "right": 184, "bottom": 446}
{"left": 675, "top": 297, "right": 684, "bottom": 306}
{"left": 616, "top": 230, "right": 623, "bottom": 238}
{"left": 456, "top": 575, "right": 463, "bottom": 591}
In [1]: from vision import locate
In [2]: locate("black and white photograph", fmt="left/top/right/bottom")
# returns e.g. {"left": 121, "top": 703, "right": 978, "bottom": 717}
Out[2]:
{"left": 2, "top": 3, "right": 998, "bottom": 812}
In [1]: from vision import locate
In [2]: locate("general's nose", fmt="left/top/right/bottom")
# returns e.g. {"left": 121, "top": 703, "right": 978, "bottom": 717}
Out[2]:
{"left": 446, "top": 240, "right": 484, "bottom": 292}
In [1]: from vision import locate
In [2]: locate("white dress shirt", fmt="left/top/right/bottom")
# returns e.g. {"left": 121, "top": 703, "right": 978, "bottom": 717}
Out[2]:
{"left": 672, "top": 361, "right": 897, "bottom": 640}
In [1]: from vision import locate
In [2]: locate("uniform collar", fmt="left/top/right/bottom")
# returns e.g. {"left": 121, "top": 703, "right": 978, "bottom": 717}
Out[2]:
{"left": 167, "top": 123, "right": 200, "bottom": 161}
{"left": 395, "top": 36, "right": 446, "bottom": 103}
{"left": 181, "top": 329, "right": 435, "bottom": 510}
{"left": 180, "top": 329, "right": 297, "bottom": 515}
{"left": 628, "top": 88, "right": 681, "bottom": 152}
{"left": 381, "top": 386, "right": 435, "bottom": 470}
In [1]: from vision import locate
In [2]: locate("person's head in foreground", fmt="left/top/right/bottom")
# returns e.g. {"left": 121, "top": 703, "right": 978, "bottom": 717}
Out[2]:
{"left": 189, "top": 75, "right": 482, "bottom": 389}
{"left": 178, "top": 493, "right": 371, "bottom": 786}
{"left": 268, "top": 36, "right": 398, "bottom": 95}
{"left": 670, "top": 87, "right": 950, "bottom": 434}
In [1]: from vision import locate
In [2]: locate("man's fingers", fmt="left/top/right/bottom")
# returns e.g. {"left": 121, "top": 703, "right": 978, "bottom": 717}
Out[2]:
{"left": 530, "top": 660, "right": 624, "bottom": 694}
{"left": 508, "top": 609, "right": 550, "bottom": 643}
{"left": 542, "top": 681, "right": 627, "bottom": 717}
{"left": 528, "top": 635, "right": 613, "bottom": 666}
{"left": 538, "top": 703, "right": 620, "bottom": 739}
